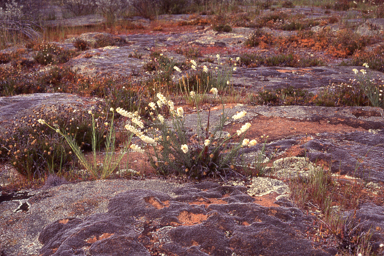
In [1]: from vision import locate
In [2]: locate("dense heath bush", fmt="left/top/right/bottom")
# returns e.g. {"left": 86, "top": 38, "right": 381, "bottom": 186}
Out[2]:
{"left": 61, "top": 0, "right": 98, "bottom": 16}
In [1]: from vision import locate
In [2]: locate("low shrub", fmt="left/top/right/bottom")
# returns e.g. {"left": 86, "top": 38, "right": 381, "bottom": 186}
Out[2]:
{"left": 61, "top": 0, "right": 97, "bottom": 16}
{"left": 239, "top": 53, "right": 324, "bottom": 67}
{"left": 0, "top": 104, "right": 109, "bottom": 179}
{"left": 256, "top": 11, "right": 288, "bottom": 28}
{"left": 93, "top": 34, "right": 126, "bottom": 48}
{"left": 333, "top": 0, "right": 351, "bottom": 11}
{"left": 345, "top": 48, "right": 384, "bottom": 72}
{"left": 0, "top": 53, "right": 11, "bottom": 64}
{"left": 281, "top": 1, "right": 294, "bottom": 8}
{"left": 34, "top": 43, "right": 77, "bottom": 65}
{"left": 213, "top": 24, "right": 232, "bottom": 33}
{"left": 73, "top": 38, "right": 89, "bottom": 51}
{"left": 313, "top": 83, "right": 370, "bottom": 107}
{"left": 252, "top": 87, "right": 312, "bottom": 106}
{"left": 244, "top": 29, "right": 274, "bottom": 48}
{"left": 175, "top": 46, "right": 201, "bottom": 58}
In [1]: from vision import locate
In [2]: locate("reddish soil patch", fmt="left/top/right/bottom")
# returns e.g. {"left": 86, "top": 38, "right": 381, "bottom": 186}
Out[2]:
{"left": 225, "top": 115, "right": 367, "bottom": 142}
{"left": 145, "top": 196, "right": 170, "bottom": 209}
{"left": 253, "top": 192, "right": 280, "bottom": 208}
{"left": 188, "top": 197, "right": 228, "bottom": 208}
{"left": 178, "top": 211, "right": 208, "bottom": 226}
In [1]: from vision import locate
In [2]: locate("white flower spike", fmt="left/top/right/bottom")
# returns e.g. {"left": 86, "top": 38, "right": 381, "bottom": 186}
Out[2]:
{"left": 232, "top": 111, "right": 247, "bottom": 120}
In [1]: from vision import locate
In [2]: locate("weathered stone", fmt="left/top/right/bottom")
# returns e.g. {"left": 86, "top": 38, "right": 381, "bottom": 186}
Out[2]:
{"left": 0, "top": 179, "right": 182, "bottom": 255}
{"left": 38, "top": 184, "right": 331, "bottom": 256}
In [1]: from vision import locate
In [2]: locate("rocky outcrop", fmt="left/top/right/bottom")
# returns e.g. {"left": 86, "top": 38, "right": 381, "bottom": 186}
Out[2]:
{"left": 38, "top": 183, "right": 332, "bottom": 256}
{"left": 1, "top": 5, "right": 384, "bottom": 256}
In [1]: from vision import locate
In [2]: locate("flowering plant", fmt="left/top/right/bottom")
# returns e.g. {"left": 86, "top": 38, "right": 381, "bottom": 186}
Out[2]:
{"left": 174, "top": 56, "right": 238, "bottom": 106}
{"left": 118, "top": 90, "right": 256, "bottom": 179}
{"left": 38, "top": 108, "right": 132, "bottom": 179}
{"left": 352, "top": 63, "right": 383, "bottom": 108}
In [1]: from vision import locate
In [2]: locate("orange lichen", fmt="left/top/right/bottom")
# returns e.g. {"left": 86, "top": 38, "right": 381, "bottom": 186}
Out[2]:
{"left": 86, "top": 233, "right": 114, "bottom": 243}
{"left": 58, "top": 219, "right": 69, "bottom": 224}
{"left": 178, "top": 211, "right": 208, "bottom": 225}
{"left": 144, "top": 196, "right": 170, "bottom": 209}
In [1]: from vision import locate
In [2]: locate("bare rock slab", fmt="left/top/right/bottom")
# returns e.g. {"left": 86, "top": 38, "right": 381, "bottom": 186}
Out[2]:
{"left": 39, "top": 182, "right": 331, "bottom": 256}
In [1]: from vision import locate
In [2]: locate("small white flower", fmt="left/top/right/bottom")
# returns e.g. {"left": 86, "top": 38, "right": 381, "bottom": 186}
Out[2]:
{"left": 173, "top": 66, "right": 182, "bottom": 73}
{"left": 168, "top": 100, "right": 175, "bottom": 112}
{"left": 203, "top": 65, "right": 209, "bottom": 73}
{"left": 190, "top": 91, "right": 196, "bottom": 98}
{"left": 157, "top": 100, "right": 163, "bottom": 108}
{"left": 158, "top": 114, "right": 164, "bottom": 124}
{"left": 55, "top": 129, "right": 60, "bottom": 133}
{"left": 227, "top": 80, "right": 230, "bottom": 85}
{"left": 88, "top": 110, "right": 92, "bottom": 115}
{"left": 352, "top": 68, "right": 358, "bottom": 75}
{"left": 37, "top": 119, "right": 45, "bottom": 125}
{"left": 139, "top": 135, "right": 157, "bottom": 145}
{"left": 249, "top": 139, "right": 257, "bottom": 147}
{"left": 233, "top": 67, "right": 237, "bottom": 71}
{"left": 148, "top": 102, "right": 156, "bottom": 110}
{"left": 216, "top": 54, "right": 220, "bottom": 61}
{"left": 242, "top": 139, "right": 249, "bottom": 147}
{"left": 177, "top": 107, "right": 184, "bottom": 117}
{"left": 190, "top": 59, "right": 197, "bottom": 66}
{"left": 191, "top": 65, "right": 196, "bottom": 70}
{"left": 204, "top": 139, "right": 210, "bottom": 146}
{"left": 210, "top": 87, "right": 218, "bottom": 96}
{"left": 236, "top": 57, "right": 240, "bottom": 62}
{"left": 232, "top": 111, "right": 247, "bottom": 120}
{"left": 125, "top": 124, "right": 141, "bottom": 136}
{"left": 116, "top": 108, "right": 135, "bottom": 119}
{"left": 181, "top": 144, "right": 188, "bottom": 153}
{"left": 130, "top": 144, "right": 145, "bottom": 154}
{"left": 380, "top": 243, "right": 384, "bottom": 247}
{"left": 110, "top": 107, "right": 114, "bottom": 112}
{"left": 236, "top": 123, "right": 251, "bottom": 136}
{"left": 363, "top": 63, "right": 369, "bottom": 68}
{"left": 131, "top": 117, "right": 144, "bottom": 128}
{"left": 360, "top": 69, "right": 367, "bottom": 75}
{"left": 157, "top": 93, "right": 167, "bottom": 104}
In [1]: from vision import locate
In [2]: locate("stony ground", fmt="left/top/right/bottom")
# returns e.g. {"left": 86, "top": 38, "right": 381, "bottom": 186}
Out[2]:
{"left": 1, "top": 3, "right": 384, "bottom": 256}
